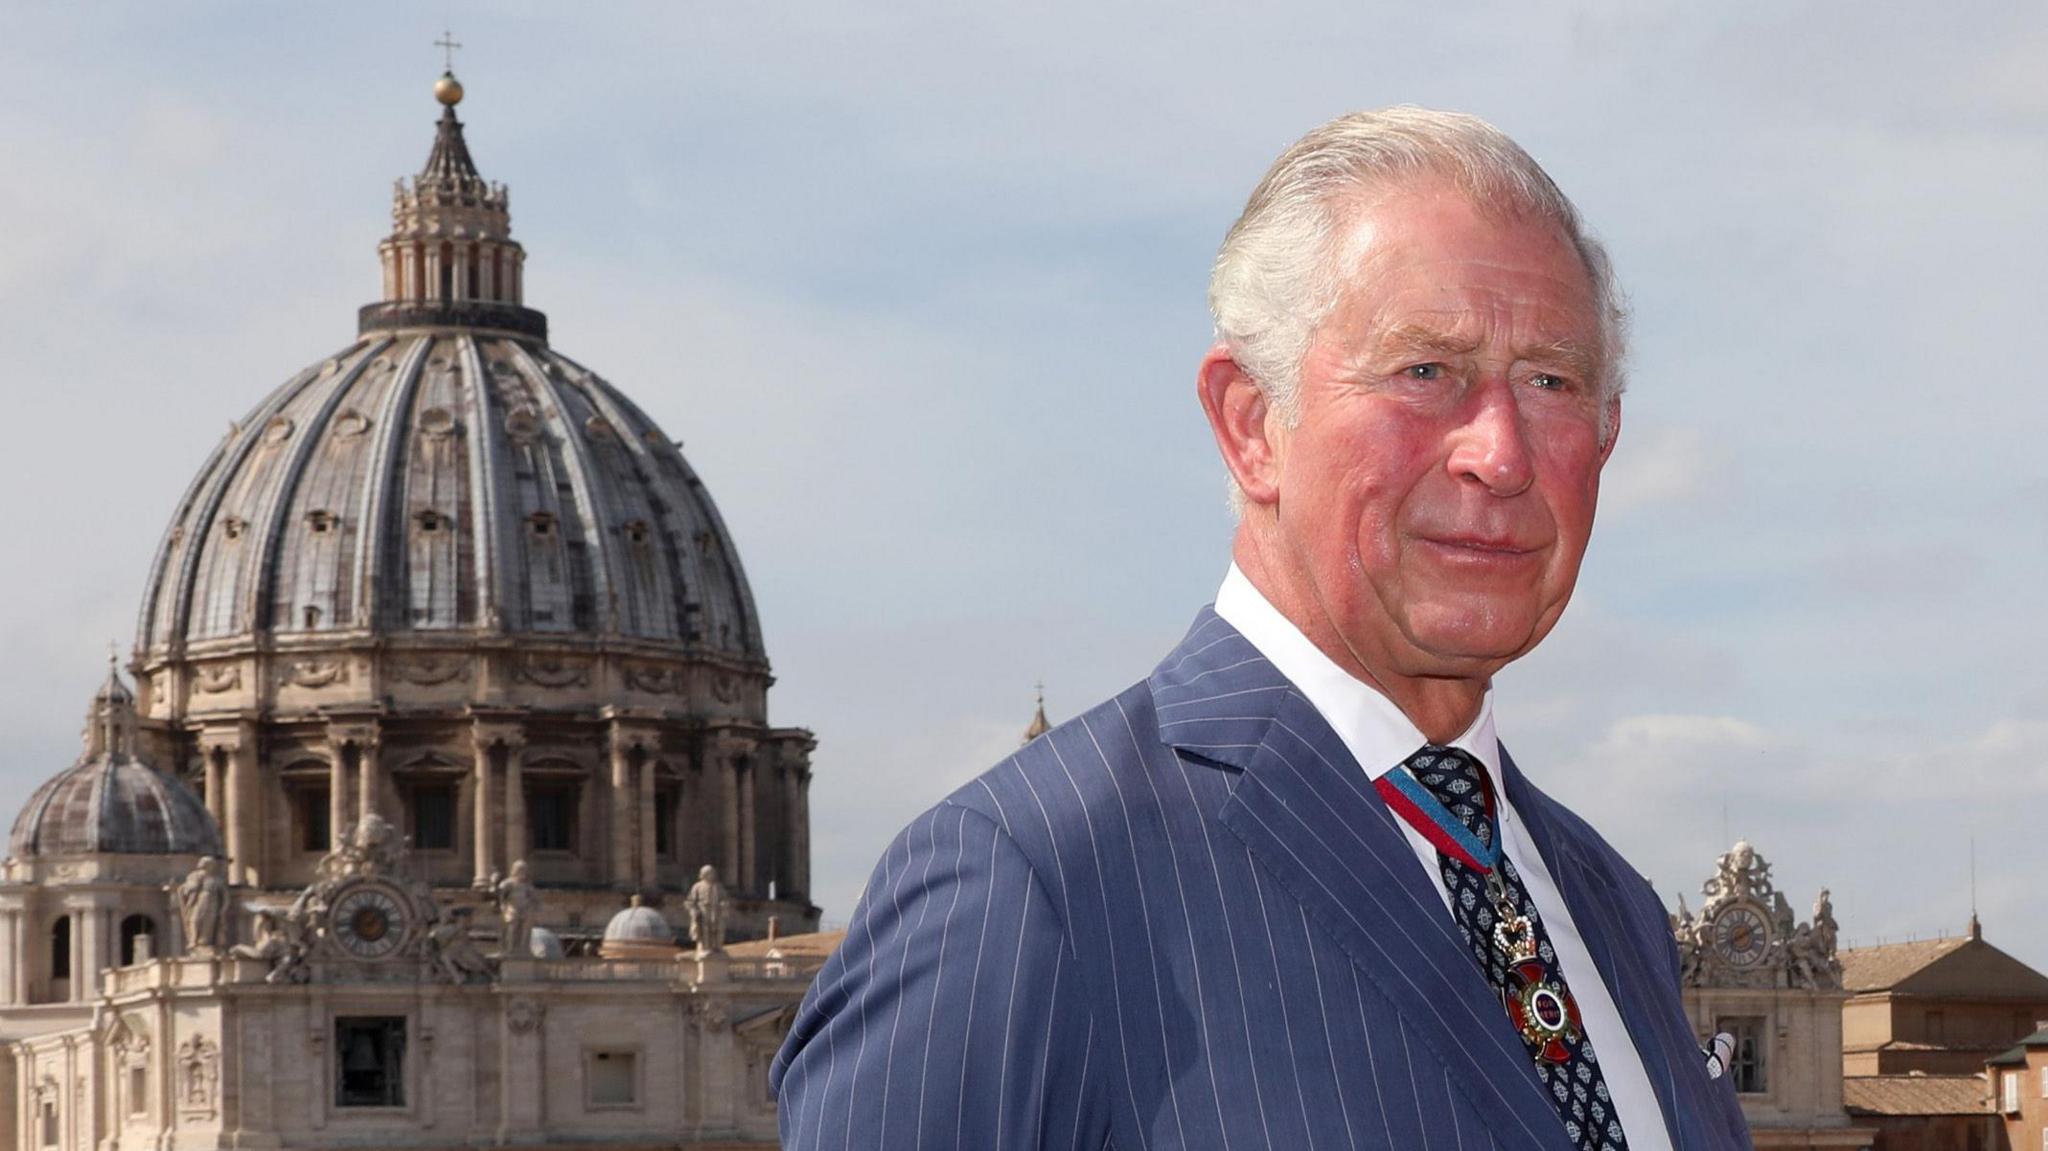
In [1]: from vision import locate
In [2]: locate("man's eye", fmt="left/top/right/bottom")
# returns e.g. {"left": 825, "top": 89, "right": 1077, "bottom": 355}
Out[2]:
{"left": 1403, "top": 363, "right": 1443, "bottom": 381}
{"left": 1529, "top": 373, "right": 1567, "bottom": 391}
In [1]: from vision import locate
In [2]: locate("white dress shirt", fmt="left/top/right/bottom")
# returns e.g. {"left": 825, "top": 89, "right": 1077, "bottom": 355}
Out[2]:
{"left": 1216, "top": 565, "right": 1672, "bottom": 1151}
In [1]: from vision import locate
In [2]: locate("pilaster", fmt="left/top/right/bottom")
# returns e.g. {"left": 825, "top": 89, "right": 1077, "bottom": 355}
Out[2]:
{"left": 470, "top": 720, "right": 525, "bottom": 886}
{"left": 325, "top": 720, "right": 382, "bottom": 840}
{"left": 604, "top": 717, "right": 659, "bottom": 890}
{"left": 198, "top": 720, "right": 261, "bottom": 886}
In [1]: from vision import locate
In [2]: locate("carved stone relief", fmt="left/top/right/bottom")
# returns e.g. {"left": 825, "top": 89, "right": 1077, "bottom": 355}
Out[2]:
{"left": 176, "top": 1035, "right": 219, "bottom": 1117}
{"left": 1673, "top": 840, "right": 1842, "bottom": 991}
{"left": 518, "top": 654, "right": 590, "bottom": 688}
{"left": 281, "top": 659, "right": 348, "bottom": 689}
{"left": 194, "top": 665, "right": 242, "bottom": 694}
{"left": 624, "top": 663, "right": 680, "bottom": 694}
{"left": 685, "top": 995, "right": 730, "bottom": 1032}
{"left": 506, "top": 996, "right": 545, "bottom": 1035}
{"left": 392, "top": 654, "right": 470, "bottom": 686}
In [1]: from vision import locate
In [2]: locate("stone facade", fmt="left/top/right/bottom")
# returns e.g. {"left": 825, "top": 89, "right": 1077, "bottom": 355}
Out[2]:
{"left": 7, "top": 830, "right": 821, "bottom": 1150}
{"left": 1674, "top": 841, "right": 1874, "bottom": 1149}
{"left": 1, "top": 66, "right": 828, "bottom": 1151}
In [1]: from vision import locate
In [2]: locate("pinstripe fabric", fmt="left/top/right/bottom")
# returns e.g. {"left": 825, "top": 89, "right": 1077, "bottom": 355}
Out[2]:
{"left": 773, "top": 610, "right": 1753, "bottom": 1150}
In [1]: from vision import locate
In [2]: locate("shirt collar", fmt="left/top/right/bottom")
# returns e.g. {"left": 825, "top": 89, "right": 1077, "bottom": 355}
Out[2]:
{"left": 1213, "top": 563, "right": 1503, "bottom": 794}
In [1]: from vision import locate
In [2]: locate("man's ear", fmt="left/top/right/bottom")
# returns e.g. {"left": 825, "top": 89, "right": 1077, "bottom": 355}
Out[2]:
{"left": 1598, "top": 396, "right": 1623, "bottom": 465}
{"left": 1198, "top": 343, "right": 1283, "bottom": 505}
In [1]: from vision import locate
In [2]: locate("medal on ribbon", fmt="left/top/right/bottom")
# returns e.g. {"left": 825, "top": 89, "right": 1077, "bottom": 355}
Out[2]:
{"left": 1378, "top": 766, "right": 1583, "bottom": 1066}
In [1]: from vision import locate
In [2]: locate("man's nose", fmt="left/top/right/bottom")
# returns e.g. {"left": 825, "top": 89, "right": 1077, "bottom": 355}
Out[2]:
{"left": 1446, "top": 383, "right": 1535, "bottom": 496}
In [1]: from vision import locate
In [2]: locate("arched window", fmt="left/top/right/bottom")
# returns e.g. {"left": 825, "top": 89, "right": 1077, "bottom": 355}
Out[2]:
{"left": 49, "top": 916, "right": 70, "bottom": 979}
{"left": 119, "top": 914, "right": 155, "bottom": 966}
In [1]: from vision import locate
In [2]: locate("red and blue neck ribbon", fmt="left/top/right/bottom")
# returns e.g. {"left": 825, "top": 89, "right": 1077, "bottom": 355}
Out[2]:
{"left": 1374, "top": 766, "right": 1500, "bottom": 874}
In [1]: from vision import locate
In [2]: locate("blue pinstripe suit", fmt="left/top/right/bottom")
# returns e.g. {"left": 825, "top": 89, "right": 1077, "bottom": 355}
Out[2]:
{"left": 773, "top": 611, "right": 1752, "bottom": 1150}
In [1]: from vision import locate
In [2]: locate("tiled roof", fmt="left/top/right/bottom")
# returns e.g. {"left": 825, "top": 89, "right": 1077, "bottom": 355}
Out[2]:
{"left": 10, "top": 755, "right": 221, "bottom": 859}
{"left": 1842, "top": 1074, "right": 1993, "bottom": 1116}
{"left": 727, "top": 929, "right": 846, "bottom": 960}
{"left": 1840, "top": 938, "right": 1973, "bottom": 991}
{"left": 1839, "top": 935, "right": 2048, "bottom": 999}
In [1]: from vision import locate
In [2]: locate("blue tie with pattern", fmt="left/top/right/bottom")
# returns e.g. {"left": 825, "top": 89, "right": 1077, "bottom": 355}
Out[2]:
{"left": 1404, "top": 745, "right": 1630, "bottom": 1151}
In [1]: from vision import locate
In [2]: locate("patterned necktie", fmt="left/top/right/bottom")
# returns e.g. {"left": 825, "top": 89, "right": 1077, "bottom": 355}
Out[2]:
{"left": 1401, "top": 746, "right": 1630, "bottom": 1151}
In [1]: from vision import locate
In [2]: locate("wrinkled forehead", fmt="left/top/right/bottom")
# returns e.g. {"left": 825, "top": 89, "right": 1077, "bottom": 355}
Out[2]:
{"left": 1324, "top": 189, "right": 1602, "bottom": 349}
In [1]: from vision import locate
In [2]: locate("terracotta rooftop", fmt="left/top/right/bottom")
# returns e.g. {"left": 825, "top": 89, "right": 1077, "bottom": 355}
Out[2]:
{"left": 726, "top": 930, "right": 846, "bottom": 960}
{"left": 1839, "top": 933, "right": 2048, "bottom": 999}
{"left": 1843, "top": 1074, "right": 1993, "bottom": 1116}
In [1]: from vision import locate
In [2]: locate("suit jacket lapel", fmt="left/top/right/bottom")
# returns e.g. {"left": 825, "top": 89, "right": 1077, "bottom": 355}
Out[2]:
{"left": 1150, "top": 612, "right": 1579, "bottom": 1151}
{"left": 1501, "top": 751, "right": 1729, "bottom": 1150}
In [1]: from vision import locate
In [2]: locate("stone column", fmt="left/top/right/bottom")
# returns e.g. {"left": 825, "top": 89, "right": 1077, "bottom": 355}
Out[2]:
{"left": 638, "top": 750, "right": 658, "bottom": 888}
{"left": 227, "top": 723, "right": 260, "bottom": 886}
{"left": 328, "top": 748, "right": 349, "bottom": 850}
{"left": 713, "top": 739, "right": 747, "bottom": 888}
{"left": 780, "top": 762, "right": 800, "bottom": 900}
{"left": 479, "top": 245, "right": 497, "bottom": 301}
{"left": 72, "top": 906, "right": 96, "bottom": 1002}
{"left": 425, "top": 245, "right": 444, "bottom": 302}
{"left": 356, "top": 727, "right": 384, "bottom": 824}
{"left": 203, "top": 748, "right": 224, "bottom": 827}
{"left": 472, "top": 728, "right": 499, "bottom": 885}
{"left": 737, "top": 759, "right": 756, "bottom": 895}
{"left": 0, "top": 909, "right": 15, "bottom": 1006}
{"left": 608, "top": 728, "right": 636, "bottom": 889}
{"left": 795, "top": 766, "right": 812, "bottom": 899}
{"left": 504, "top": 741, "right": 527, "bottom": 868}
{"left": 453, "top": 246, "right": 471, "bottom": 301}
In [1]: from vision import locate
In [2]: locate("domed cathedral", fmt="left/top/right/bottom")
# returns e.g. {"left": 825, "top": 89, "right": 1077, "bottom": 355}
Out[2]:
{"left": 0, "top": 69, "right": 829, "bottom": 1151}
{"left": 125, "top": 67, "right": 815, "bottom": 938}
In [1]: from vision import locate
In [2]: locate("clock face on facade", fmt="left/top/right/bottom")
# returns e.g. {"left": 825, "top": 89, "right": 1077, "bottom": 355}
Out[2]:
{"left": 1712, "top": 904, "right": 1772, "bottom": 968}
{"left": 329, "top": 882, "right": 412, "bottom": 960}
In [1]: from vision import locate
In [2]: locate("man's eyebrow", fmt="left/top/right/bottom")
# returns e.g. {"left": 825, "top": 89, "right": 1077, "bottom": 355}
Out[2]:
{"left": 1519, "top": 338, "right": 1600, "bottom": 373}
{"left": 1374, "top": 324, "right": 1481, "bottom": 357}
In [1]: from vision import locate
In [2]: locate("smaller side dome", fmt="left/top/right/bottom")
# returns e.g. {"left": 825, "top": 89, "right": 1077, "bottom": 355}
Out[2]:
{"left": 10, "top": 668, "right": 222, "bottom": 859}
{"left": 11, "top": 760, "right": 222, "bottom": 859}
{"left": 603, "top": 894, "right": 673, "bottom": 942}
{"left": 599, "top": 894, "right": 679, "bottom": 959}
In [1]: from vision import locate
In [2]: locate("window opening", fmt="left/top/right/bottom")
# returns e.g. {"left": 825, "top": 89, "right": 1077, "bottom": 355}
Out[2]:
{"left": 335, "top": 1017, "right": 406, "bottom": 1108}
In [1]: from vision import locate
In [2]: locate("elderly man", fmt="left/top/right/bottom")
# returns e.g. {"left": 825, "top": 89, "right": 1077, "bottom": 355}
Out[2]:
{"left": 774, "top": 108, "right": 1749, "bottom": 1150}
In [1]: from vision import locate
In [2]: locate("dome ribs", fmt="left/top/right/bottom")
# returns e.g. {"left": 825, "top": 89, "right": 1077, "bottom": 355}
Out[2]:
{"left": 397, "top": 342, "right": 476, "bottom": 629}
{"left": 271, "top": 356, "right": 395, "bottom": 636}
{"left": 135, "top": 435, "right": 229, "bottom": 656}
{"left": 576, "top": 370, "right": 686, "bottom": 641}
{"left": 512, "top": 342, "right": 620, "bottom": 636}
{"left": 456, "top": 334, "right": 512, "bottom": 632}
{"left": 352, "top": 335, "right": 432, "bottom": 630}
{"left": 157, "top": 358, "right": 335, "bottom": 651}
{"left": 244, "top": 343, "right": 388, "bottom": 636}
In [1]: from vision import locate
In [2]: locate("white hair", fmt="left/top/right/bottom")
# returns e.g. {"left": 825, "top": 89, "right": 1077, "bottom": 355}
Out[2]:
{"left": 1209, "top": 106, "right": 1628, "bottom": 442}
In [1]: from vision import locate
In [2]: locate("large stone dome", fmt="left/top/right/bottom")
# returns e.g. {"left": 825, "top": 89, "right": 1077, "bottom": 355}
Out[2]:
{"left": 133, "top": 331, "right": 763, "bottom": 659}
{"left": 111, "top": 73, "right": 815, "bottom": 943}
{"left": 132, "top": 88, "right": 761, "bottom": 666}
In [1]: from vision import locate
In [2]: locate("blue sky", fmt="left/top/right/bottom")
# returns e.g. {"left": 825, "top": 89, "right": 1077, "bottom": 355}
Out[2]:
{"left": 2, "top": 2, "right": 2045, "bottom": 966}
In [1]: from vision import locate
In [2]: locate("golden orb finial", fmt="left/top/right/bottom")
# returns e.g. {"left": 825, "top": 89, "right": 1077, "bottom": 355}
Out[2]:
{"left": 434, "top": 70, "right": 464, "bottom": 107}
